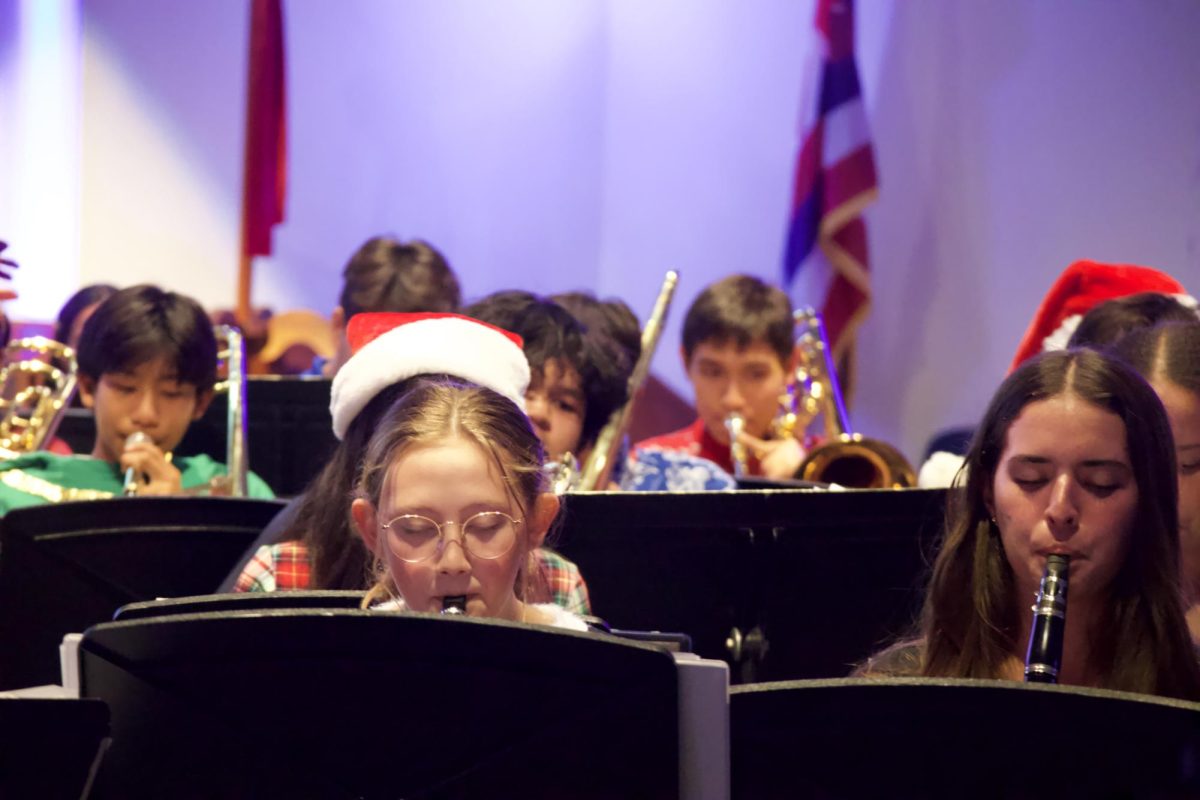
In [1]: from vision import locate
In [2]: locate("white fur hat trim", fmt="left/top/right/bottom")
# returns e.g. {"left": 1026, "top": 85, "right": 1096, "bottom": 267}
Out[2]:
{"left": 330, "top": 315, "right": 530, "bottom": 439}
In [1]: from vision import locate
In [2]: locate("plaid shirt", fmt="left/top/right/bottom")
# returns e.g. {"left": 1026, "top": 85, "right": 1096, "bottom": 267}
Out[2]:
{"left": 235, "top": 540, "right": 592, "bottom": 615}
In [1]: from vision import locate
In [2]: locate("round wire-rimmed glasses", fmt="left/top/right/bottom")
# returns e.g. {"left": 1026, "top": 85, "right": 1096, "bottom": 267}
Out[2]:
{"left": 380, "top": 510, "right": 523, "bottom": 563}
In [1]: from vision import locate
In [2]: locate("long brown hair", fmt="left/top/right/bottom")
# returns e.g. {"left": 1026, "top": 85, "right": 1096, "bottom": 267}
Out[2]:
{"left": 920, "top": 349, "right": 1200, "bottom": 700}
{"left": 281, "top": 378, "right": 427, "bottom": 589}
{"left": 355, "top": 377, "right": 549, "bottom": 607}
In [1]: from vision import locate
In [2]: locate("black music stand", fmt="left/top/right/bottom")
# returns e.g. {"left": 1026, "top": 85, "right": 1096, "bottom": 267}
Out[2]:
{"left": 731, "top": 677, "right": 1200, "bottom": 798}
{"left": 56, "top": 377, "right": 338, "bottom": 496}
{"left": 79, "top": 610, "right": 680, "bottom": 799}
{"left": 555, "top": 488, "right": 946, "bottom": 682}
{"left": 0, "top": 497, "right": 285, "bottom": 689}
{"left": 0, "top": 697, "right": 110, "bottom": 799}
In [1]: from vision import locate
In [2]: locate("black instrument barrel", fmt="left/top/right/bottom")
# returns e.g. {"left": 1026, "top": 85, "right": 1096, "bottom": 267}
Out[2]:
{"left": 1024, "top": 554, "right": 1069, "bottom": 684}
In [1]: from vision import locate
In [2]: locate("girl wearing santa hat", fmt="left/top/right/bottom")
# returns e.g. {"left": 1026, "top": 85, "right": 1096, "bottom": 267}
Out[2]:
{"left": 862, "top": 347, "right": 1200, "bottom": 700}
{"left": 350, "top": 375, "right": 586, "bottom": 628}
{"left": 233, "top": 313, "right": 590, "bottom": 618}
{"left": 919, "top": 259, "right": 1194, "bottom": 488}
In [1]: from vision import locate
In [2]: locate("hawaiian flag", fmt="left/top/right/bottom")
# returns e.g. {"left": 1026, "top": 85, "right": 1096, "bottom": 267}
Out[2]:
{"left": 240, "top": 0, "right": 287, "bottom": 262}
{"left": 782, "top": 0, "right": 877, "bottom": 367}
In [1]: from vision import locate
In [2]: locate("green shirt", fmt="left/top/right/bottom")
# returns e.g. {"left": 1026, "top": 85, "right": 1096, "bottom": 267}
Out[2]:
{"left": 0, "top": 452, "right": 275, "bottom": 514}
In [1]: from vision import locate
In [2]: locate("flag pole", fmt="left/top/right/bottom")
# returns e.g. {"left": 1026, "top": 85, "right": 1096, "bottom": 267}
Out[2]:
{"left": 237, "top": 0, "right": 286, "bottom": 329}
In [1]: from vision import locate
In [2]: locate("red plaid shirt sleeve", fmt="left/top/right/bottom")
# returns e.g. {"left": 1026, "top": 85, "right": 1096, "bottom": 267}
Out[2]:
{"left": 530, "top": 548, "right": 591, "bottom": 615}
{"left": 233, "top": 541, "right": 313, "bottom": 592}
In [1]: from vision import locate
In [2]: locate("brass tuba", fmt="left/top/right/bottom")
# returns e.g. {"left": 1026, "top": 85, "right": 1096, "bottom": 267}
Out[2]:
{"left": 786, "top": 309, "right": 916, "bottom": 489}
{"left": 0, "top": 336, "right": 78, "bottom": 458}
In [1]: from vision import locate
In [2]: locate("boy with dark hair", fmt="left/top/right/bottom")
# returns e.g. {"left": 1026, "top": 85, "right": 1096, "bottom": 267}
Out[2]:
{"left": 464, "top": 290, "right": 631, "bottom": 464}
{"left": 632, "top": 274, "right": 804, "bottom": 482}
{"left": 0, "top": 285, "right": 274, "bottom": 511}
{"left": 323, "top": 237, "right": 461, "bottom": 376}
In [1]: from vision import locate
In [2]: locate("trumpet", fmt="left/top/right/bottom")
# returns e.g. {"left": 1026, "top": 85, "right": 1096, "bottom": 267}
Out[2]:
{"left": 786, "top": 309, "right": 916, "bottom": 489}
{"left": 724, "top": 412, "right": 749, "bottom": 478}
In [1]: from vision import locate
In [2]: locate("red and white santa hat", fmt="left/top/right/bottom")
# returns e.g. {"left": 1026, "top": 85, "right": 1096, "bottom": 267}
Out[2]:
{"left": 1008, "top": 259, "right": 1194, "bottom": 373}
{"left": 330, "top": 312, "right": 530, "bottom": 439}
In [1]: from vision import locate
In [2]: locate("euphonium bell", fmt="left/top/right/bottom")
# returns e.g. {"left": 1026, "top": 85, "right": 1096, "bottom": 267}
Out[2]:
{"left": 786, "top": 309, "right": 916, "bottom": 489}
{"left": 0, "top": 336, "right": 78, "bottom": 459}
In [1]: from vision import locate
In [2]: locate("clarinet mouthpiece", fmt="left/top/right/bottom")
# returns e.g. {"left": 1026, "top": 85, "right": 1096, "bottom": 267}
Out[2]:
{"left": 441, "top": 595, "right": 467, "bottom": 615}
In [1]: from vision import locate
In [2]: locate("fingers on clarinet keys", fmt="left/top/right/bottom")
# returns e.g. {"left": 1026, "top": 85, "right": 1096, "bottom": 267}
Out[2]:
{"left": 122, "top": 431, "right": 153, "bottom": 496}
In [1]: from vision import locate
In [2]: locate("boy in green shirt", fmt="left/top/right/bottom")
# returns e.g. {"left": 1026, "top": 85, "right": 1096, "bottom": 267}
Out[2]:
{"left": 0, "top": 285, "right": 273, "bottom": 512}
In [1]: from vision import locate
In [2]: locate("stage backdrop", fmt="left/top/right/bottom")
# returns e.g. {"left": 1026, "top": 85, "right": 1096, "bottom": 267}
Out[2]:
{"left": 4, "top": 0, "right": 1199, "bottom": 462}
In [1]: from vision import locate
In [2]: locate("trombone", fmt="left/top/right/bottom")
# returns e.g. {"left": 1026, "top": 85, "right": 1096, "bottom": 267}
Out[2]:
{"left": 569, "top": 270, "right": 680, "bottom": 491}
{"left": 214, "top": 324, "right": 248, "bottom": 497}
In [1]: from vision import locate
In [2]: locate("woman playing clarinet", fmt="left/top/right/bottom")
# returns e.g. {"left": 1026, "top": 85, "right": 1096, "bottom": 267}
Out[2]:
{"left": 861, "top": 348, "right": 1200, "bottom": 701}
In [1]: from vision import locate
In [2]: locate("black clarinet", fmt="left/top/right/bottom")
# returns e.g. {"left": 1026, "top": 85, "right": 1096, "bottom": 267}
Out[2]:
{"left": 1024, "top": 554, "right": 1069, "bottom": 684}
{"left": 441, "top": 595, "right": 467, "bottom": 616}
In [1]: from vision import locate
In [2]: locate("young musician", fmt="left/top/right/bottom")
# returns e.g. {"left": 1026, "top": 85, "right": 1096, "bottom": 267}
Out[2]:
{"left": 861, "top": 348, "right": 1200, "bottom": 701}
{"left": 464, "top": 291, "right": 631, "bottom": 465}
{"left": 631, "top": 275, "right": 804, "bottom": 482}
{"left": 353, "top": 375, "right": 587, "bottom": 630}
{"left": 0, "top": 285, "right": 275, "bottom": 512}
{"left": 1115, "top": 322, "right": 1200, "bottom": 642}
{"left": 320, "top": 236, "right": 461, "bottom": 376}
{"left": 231, "top": 313, "right": 590, "bottom": 614}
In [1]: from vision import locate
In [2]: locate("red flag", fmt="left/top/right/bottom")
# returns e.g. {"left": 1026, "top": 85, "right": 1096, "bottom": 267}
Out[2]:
{"left": 239, "top": 0, "right": 287, "bottom": 316}
{"left": 781, "top": 0, "right": 877, "bottom": 364}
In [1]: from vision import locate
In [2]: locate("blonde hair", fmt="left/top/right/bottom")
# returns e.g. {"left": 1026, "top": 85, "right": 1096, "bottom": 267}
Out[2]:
{"left": 356, "top": 377, "right": 549, "bottom": 608}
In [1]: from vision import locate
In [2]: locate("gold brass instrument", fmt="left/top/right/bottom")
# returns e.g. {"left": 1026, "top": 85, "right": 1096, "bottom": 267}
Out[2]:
{"left": 0, "top": 326, "right": 249, "bottom": 496}
{"left": 789, "top": 309, "right": 916, "bottom": 489}
{"left": 126, "top": 324, "right": 249, "bottom": 497}
{"left": 572, "top": 269, "right": 680, "bottom": 492}
{"left": 0, "top": 337, "right": 78, "bottom": 458}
